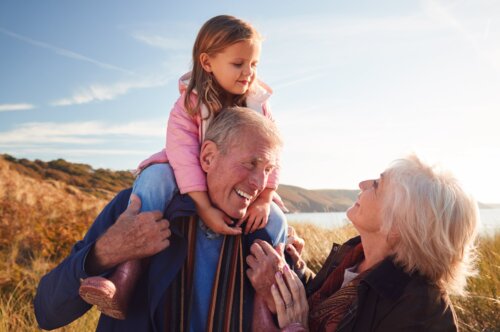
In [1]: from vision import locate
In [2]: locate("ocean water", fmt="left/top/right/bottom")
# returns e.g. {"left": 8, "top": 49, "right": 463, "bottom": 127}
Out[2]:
{"left": 286, "top": 209, "right": 500, "bottom": 236}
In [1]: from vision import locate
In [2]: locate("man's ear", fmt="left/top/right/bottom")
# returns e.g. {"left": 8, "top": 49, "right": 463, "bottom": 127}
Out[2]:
{"left": 200, "top": 140, "right": 218, "bottom": 172}
{"left": 199, "top": 53, "right": 212, "bottom": 73}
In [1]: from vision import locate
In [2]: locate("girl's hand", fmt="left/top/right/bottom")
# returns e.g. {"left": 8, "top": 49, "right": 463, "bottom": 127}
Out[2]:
{"left": 271, "top": 265, "right": 309, "bottom": 329}
{"left": 199, "top": 205, "right": 242, "bottom": 236}
{"left": 239, "top": 198, "right": 270, "bottom": 234}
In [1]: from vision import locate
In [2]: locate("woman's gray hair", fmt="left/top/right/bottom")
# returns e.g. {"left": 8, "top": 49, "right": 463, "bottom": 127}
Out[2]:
{"left": 382, "top": 154, "right": 479, "bottom": 295}
{"left": 204, "top": 106, "right": 283, "bottom": 154}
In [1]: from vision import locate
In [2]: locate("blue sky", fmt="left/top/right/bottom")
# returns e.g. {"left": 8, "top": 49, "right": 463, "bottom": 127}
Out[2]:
{"left": 1, "top": 0, "right": 499, "bottom": 203}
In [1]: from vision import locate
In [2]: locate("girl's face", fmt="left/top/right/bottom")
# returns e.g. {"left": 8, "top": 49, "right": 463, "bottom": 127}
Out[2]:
{"left": 200, "top": 39, "right": 261, "bottom": 96}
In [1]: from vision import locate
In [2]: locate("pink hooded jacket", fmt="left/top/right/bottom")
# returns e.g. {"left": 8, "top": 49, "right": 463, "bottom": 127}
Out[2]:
{"left": 137, "top": 72, "right": 280, "bottom": 194}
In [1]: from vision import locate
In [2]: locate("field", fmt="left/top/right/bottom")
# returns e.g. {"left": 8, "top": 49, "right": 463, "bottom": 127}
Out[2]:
{"left": 0, "top": 156, "right": 498, "bottom": 331}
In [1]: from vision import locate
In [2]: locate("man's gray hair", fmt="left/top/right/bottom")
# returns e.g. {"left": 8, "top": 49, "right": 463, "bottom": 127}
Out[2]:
{"left": 204, "top": 107, "right": 283, "bottom": 154}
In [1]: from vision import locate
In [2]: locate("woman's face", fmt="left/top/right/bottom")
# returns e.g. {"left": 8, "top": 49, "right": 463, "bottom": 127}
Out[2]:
{"left": 346, "top": 174, "right": 386, "bottom": 235}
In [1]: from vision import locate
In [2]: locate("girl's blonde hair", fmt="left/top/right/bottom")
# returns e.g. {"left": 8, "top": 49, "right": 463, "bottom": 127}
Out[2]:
{"left": 381, "top": 155, "right": 479, "bottom": 296}
{"left": 184, "top": 15, "right": 261, "bottom": 118}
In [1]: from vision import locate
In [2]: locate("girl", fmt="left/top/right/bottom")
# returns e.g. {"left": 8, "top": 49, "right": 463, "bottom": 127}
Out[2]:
{"left": 79, "top": 15, "right": 287, "bottom": 319}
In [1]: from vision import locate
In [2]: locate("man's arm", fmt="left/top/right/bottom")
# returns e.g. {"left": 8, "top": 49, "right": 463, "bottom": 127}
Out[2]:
{"left": 33, "top": 189, "right": 171, "bottom": 330}
{"left": 34, "top": 189, "right": 132, "bottom": 330}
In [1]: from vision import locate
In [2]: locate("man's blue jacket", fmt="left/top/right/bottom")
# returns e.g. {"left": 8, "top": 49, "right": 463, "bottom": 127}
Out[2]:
{"left": 33, "top": 188, "right": 280, "bottom": 331}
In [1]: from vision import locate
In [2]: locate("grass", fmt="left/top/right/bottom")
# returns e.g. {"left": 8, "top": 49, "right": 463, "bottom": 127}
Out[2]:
{"left": 0, "top": 155, "right": 498, "bottom": 331}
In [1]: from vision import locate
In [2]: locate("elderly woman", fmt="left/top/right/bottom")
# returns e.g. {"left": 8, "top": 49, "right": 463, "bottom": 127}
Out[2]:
{"left": 247, "top": 155, "right": 479, "bottom": 331}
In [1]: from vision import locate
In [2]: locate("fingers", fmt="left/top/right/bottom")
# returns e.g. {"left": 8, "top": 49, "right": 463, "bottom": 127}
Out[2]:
{"left": 275, "top": 243, "right": 285, "bottom": 258}
{"left": 274, "top": 270, "right": 293, "bottom": 309}
{"left": 222, "top": 214, "right": 235, "bottom": 226}
{"left": 217, "top": 223, "right": 242, "bottom": 235}
{"left": 271, "top": 283, "right": 286, "bottom": 316}
{"left": 285, "top": 244, "right": 301, "bottom": 265}
{"left": 126, "top": 194, "right": 142, "bottom": 216}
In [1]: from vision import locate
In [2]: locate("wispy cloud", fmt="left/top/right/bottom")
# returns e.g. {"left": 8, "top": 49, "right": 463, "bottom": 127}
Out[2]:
{"left": 0, "top": 27, "right": 134, "bottom": 75}
{"left": 132, "top": 32, "right": 189, "bottom": 51}
{"left": 0, "top": 120, "right": 164, "bottom": 145}
{"left": 51, "top": 76, "right": 169, "bottom": 106}
{"left": 0, "top": 103, "right": 35, "bottom": 112}
{"left": 422, "top": 0, "right": 500, "bottom": 71}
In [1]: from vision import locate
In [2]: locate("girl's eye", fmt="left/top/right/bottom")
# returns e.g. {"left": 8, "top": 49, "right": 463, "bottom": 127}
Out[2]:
{"left": 233, "top": 63, "right": 243, "bottom": 68}
{"left": 373, "top": 180, "right": 379, "bottom": 189}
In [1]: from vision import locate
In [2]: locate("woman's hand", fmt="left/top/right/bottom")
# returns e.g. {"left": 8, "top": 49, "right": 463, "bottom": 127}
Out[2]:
{"left": 271, "top": 265, "right": 309, "bottom": 329}
{"left": 246, "top": 240, "right": 286, "bottom": 313}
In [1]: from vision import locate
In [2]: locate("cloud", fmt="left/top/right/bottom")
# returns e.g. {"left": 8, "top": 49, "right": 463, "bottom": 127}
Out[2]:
{"left": 0, "top": 27, "right": 134, "bottom": 75}
{"left": 132, "top": 32, "right": 189, "bottom": 51}
{"left": 51, "top": 76, "right": 169, "bottom": 106}
{"left": 0, "top": 103, "right": 35, "bottom": 112}
{"left": 0, "top": 120, "right": 165, "bottom": 145}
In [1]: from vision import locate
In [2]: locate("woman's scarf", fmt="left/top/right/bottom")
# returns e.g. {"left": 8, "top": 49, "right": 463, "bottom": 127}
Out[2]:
{"left": 308, "top": 243, "right": 366, "bottom": 331}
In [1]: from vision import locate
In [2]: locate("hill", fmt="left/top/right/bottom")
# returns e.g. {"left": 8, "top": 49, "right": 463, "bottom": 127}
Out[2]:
{"left": 0, "top": 154, "right": 357, "bottom": 213}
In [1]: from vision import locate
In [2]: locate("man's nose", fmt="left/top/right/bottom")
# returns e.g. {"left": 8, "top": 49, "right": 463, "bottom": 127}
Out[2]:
{"left": 249, "top": 170, "right": 266, "bottom": 191}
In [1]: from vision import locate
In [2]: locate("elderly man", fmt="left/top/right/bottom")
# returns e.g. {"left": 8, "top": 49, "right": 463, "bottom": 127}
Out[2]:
{"left": 34, "top": 107, "right": 287, "bottom": 331}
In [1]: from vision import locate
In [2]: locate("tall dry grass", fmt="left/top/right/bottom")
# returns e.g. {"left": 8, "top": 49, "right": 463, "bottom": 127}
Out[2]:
{"left": 0, "top": 157, "right": 498, "bottom": 331}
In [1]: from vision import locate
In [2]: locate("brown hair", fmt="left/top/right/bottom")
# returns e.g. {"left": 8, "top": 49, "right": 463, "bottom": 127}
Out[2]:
{"left": 184, "top": 15, "right": 261, "bottom": 118}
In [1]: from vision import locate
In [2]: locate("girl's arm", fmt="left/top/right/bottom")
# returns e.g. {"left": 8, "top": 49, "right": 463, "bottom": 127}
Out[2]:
{"left": 188, "top": 191, "right": 242, "bottom": 235}
{"left": 166, "top": 94, "right": 207, "bottom": 194}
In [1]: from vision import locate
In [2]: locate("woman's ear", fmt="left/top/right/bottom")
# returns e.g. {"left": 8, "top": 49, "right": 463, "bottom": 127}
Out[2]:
{"left": 200, "top": 140, "right": 218, "bottom": 172}
{"left": 199, "top": 53, "right": 212, "bottom": 72}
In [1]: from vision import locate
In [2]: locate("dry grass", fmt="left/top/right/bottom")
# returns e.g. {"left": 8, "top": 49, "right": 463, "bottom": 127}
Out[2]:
{"left": 0, "top": 158, "right": 498, "bottom": 331}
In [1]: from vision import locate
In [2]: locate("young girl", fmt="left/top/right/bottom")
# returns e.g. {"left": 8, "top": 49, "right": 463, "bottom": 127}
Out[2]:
{"left": 79, "top": 15, "right": 287, "bottom": 319}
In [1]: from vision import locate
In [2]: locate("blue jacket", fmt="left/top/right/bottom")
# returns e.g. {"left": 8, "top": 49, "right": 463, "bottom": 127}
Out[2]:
{"left": 34, "top": 189, "right": 280, "bottom": 331}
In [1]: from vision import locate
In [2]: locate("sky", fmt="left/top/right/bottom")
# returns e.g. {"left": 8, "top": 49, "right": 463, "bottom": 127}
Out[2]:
{"left": 1, "top": 0, "right": 499, "bottom": 203}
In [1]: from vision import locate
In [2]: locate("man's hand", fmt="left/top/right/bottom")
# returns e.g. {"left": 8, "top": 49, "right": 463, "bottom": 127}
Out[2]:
{"left": 239, "top": 198, "right": 270, "bottom": 234}
{"left": 86, "top": 194, "right": 171, "bottom": 275}
{"left": 246, "top": 240, "right": 287, "bottom": 313}
{"left": 285, "top": 226, "right": 306, "bottom": 276}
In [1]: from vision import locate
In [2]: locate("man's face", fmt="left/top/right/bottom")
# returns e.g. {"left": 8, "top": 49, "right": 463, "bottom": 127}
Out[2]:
{"left": 201, "top": 129, "right": 278, "bottom": 219}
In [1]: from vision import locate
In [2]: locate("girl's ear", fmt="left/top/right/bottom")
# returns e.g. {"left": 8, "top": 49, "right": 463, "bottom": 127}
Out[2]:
{"left": 200, "top": 140, "right": 218, "bottom": 172}
{"left": 199, "top": 53, "right": 212, "bottom": 72}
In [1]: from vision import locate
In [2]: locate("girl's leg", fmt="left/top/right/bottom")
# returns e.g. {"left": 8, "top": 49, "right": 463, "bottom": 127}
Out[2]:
{"left": 264, "top": 202, "right": 288, "bottom": 247}
{"left": 131, "top": 163, "right": 178, "bottom": 212}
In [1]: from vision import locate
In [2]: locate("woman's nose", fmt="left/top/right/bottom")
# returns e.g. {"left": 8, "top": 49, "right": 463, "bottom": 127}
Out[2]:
{"left": 359, "top": 180, "right": 370, "bottom": 190}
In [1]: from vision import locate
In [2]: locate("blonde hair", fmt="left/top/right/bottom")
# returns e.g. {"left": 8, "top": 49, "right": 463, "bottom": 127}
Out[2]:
{"left": 381, "top": 155, "right": 479, "bottom": 295}
{"left": 184, "top": 15, "right": 262, "bottom": 118}
{"left": 204, "top": 106, "right": 282, "bottom": 155}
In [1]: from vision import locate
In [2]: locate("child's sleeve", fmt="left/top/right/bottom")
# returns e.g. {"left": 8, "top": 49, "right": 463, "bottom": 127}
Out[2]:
{"left": 166, "top": 94, "right": 207, "bottom": 194}
{"left": 262, "top": 101, "right": 280, "bottom": 189}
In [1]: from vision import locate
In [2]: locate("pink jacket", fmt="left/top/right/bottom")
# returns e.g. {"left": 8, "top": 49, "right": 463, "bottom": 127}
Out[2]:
{"left": 138, "top": 72, "right": 280, "bottom": 194}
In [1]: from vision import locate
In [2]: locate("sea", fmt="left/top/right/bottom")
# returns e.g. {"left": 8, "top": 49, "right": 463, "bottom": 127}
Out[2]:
{"left": 286, "top": 209, "right": 500, "bottom": 236}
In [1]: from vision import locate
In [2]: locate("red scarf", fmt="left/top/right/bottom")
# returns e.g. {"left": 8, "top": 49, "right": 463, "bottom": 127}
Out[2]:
{"left": 308, "top": 243, "right": 365, "bottom": 331}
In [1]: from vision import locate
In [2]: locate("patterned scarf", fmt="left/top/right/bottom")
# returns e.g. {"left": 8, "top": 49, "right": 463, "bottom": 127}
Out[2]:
{"left": 308, "top": 243, "right": 366, "bottom": 332}
{"left": 164, "top": 216, "right": 250, "bottom": 332}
